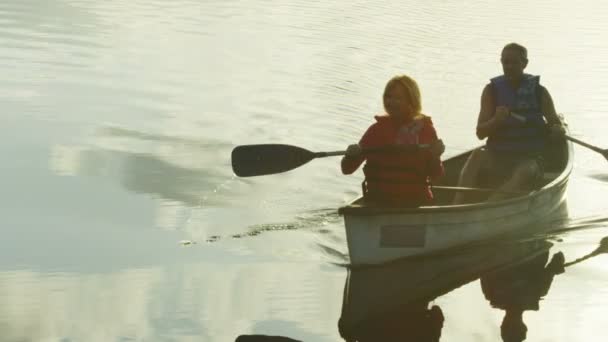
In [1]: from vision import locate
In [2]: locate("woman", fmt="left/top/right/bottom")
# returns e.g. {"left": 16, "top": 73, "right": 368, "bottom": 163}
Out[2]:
{"left": 341, "top": 75, "right": 445, "bottom": 206}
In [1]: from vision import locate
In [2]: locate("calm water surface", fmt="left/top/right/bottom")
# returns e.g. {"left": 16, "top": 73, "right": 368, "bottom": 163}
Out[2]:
{"left": 2, "top": 0, "right": 608, "bottom": 341}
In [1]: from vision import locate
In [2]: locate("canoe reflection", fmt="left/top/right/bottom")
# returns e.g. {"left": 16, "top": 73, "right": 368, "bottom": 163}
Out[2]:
{"left": 338, "top": 237, "right": 560, "bottom": 342}
{"left": 233, "top": 230, "right": 608, "bottom": 342}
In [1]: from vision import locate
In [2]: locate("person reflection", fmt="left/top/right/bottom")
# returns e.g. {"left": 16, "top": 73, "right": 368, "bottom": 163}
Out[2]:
{"left": 481, "top": 250, "right": 565, "bottom": 342}
{"left": 339, "top": 300, "right": 444, "bottom": 342}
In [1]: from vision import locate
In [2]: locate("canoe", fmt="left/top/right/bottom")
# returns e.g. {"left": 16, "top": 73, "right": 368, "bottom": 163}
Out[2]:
{"left": 338, "top": 236, "right": 556, "bottom": 340}
{"left": 338, "top": 136, "right": 573, "bottom": 266}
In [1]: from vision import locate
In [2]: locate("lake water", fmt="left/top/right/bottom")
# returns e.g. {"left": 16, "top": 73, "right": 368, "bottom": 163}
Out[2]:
{"left": 2, "top": 0, "right": 608, "bottom": 341}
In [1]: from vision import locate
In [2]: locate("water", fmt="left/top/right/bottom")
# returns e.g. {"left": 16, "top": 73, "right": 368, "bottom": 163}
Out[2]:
{"left": 1, "top": 0, "right": 608, "bottom": 341}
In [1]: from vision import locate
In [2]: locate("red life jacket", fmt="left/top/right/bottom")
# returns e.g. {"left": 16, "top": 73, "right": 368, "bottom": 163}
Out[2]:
{"left": 344, "top": 114, "right": 444, "bottom": 206}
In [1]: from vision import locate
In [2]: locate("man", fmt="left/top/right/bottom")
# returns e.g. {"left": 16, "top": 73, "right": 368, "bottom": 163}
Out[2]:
{"left": 454, "top": 43, "right": 565, "bottom": 203}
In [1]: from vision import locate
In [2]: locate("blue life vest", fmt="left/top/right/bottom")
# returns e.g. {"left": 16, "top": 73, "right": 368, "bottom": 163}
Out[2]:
{"left": 486, "top": 74, "right": 546, "bottom": 154}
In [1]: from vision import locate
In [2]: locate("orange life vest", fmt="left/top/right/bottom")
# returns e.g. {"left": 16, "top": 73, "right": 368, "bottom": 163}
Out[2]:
{"left": 360, "top": 115, "right": 443, "bottom": 206}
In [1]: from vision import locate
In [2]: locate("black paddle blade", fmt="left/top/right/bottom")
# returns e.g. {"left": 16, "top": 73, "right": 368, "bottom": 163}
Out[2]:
{"left": 231, "top": 144, "right": 316, "bottom": 177}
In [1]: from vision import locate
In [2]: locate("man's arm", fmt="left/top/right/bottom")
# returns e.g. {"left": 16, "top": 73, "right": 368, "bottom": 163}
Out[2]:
{"left": 539, "top": 86, "right": 562, "bottom": 125}
{"left": 476, "top": 84, "right": 499, "bottom": 140}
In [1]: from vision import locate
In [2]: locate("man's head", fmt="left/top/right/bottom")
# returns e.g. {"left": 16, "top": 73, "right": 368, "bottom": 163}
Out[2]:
{"left": 501, "top": 310, "right": 527, "bottom": 342}
{"left": 501, "top": 43, "right": 528, "bottom": 82}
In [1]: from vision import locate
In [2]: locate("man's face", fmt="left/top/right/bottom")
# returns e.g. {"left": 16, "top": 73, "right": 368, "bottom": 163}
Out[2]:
{"left": 501, "top": 48, "right": 527, "bottom": 81}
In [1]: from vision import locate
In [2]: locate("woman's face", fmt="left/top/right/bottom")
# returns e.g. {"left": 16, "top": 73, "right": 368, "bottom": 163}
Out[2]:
{"left": 383, "top": 83, "right": 413, "bottom": 119}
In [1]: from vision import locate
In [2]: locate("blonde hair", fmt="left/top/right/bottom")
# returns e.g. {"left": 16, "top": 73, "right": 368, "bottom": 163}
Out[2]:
{"left": 384, "top": 75, "right": 422, "bottom": 115}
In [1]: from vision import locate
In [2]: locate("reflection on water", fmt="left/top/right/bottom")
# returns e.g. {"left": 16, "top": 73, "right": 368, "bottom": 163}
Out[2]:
{"left": 338, "top": 235, "right": 554, "bottom": 341}
{"left": 588, "top": 173, "right": 608, "bottom": 183}
{"left": 49, "top": 129, "right": 269, "bottom": 251}
{"left": 563, "top": 237, "right": 608, "bottom": 267}
{"left": 337, "top": 227, "right": 608, "bottom": 342}
{"left": 0, "top": 268, "right": 164, "bottom": 342}
{"left": 3, "top": 0, "right": 608, "bottom": 340}
{"left": 229, "top": 226, "right": 600, "bottom": 342}
{"left": 51, "top": 145, "right": 227, "bottom": 207}
{"left": 0, "top": 261, "right": 345, "bottom": 342}
{"left": 481, "top": 250, "right": 565, "bottom": 341}
{"left": 51, "top": 125, "right": 347, "bottom": 245}
{"left": 230, "top": 228, "right": 608, "bottom": 342}
{"left": 50, "top": 126, "right": 233, "bottom": 208}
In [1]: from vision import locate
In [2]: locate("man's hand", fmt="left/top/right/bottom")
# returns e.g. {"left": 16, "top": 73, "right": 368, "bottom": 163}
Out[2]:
{"left": 548, "top": 123, "right": 566, "bottom": 137}
{"left": 546, "top": 251, "right": 565, "bottom": 275}
{"left": 494, "top": 106, "right": 511, "bottom": 124}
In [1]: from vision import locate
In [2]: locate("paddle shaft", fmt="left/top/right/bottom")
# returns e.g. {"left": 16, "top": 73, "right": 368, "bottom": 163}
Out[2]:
{"left": 565, "top": 135, "right": 605, "bottom": 154}
{"left": 314, "top": 144, "right": 431, "bottom": 159}
{"left": 314, "top": 151, "right": 347, "bottom": 157}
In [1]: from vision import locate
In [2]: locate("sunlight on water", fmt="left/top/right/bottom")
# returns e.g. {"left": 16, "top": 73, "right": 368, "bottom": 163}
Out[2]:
{"left": 2, "top": 0, "right": 608, "bottom": 340}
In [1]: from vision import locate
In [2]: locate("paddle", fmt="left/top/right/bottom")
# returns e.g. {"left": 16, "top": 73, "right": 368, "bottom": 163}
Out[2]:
{"left": 231, "top": 144, "right": 429, "bottom": 177}
{"left": 564, "top": 135, "right": 608, "bottom": 161}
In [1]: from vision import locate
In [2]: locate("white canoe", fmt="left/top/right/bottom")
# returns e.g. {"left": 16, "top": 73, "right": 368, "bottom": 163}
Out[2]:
{"left": 338, "top": 138, "right": 573, "bottom": 266}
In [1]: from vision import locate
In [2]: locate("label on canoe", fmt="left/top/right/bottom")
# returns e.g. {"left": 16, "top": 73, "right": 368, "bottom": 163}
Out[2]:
{"left": 380, "top": 225, "right": 426, "bottom": 247}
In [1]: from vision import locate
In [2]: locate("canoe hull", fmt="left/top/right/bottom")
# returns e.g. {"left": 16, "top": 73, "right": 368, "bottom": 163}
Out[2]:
{"left": 344, "top": 180, "right": 567, "bottom": 265}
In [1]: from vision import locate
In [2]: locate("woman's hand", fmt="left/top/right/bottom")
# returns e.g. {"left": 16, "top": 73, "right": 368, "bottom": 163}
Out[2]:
{"left": 345, "top": 144, "right": 362, "bottom": 158}
{"left": 431, "top": 139, "right": 445, "bottom": 158}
